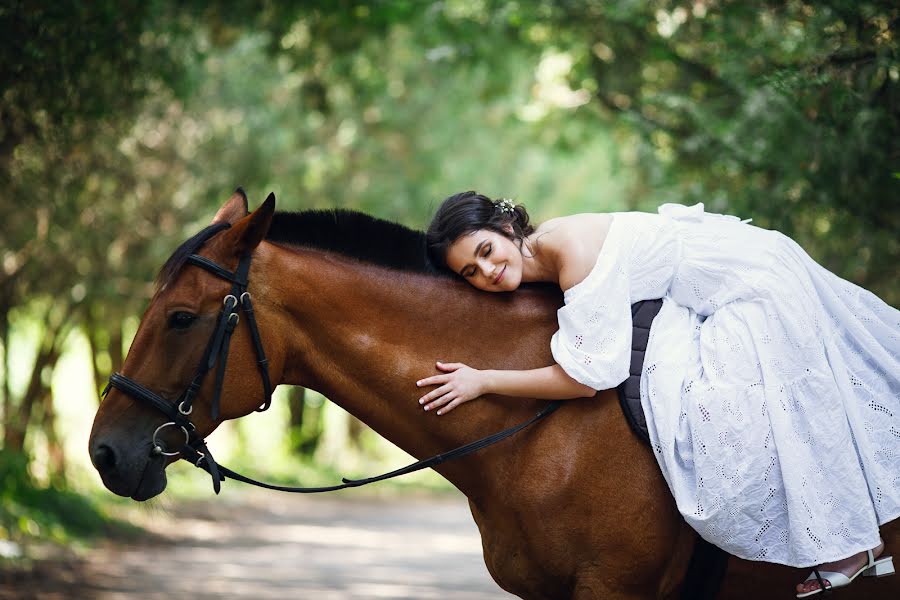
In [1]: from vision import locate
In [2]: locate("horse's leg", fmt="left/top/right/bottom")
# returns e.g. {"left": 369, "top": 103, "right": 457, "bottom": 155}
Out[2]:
{"left": 572, "top": 584, "right": 636, "bottom": 599}
{"left": 571, "top": 566, "right": 653, "bottom": 600}
{"left": 655, "top": 521, "right": 703, "bottom": 599}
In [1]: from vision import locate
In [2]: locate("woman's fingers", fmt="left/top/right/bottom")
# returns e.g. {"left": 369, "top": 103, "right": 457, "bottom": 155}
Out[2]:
{"left": 436, "top": 398, "right": 466, "bottom": 415}
{"left": 417, "top": 374, "right": 449, "bottom": 388}
{"left": 424, "top": 393, "right": 455, "bottom": 412}
{"left": 436, "top": 361, "right": 465, "bottom": 371}
{"left": 417, "top": 362, "right": 477, "bottom": 415}
{"left": 418, "top": 383, "right": 452, "bottom": 405}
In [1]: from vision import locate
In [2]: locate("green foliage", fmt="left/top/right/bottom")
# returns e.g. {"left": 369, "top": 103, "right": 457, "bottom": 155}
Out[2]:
{"left": 512, "top": 0, "right": 900, "bottom": 298}
{"left": 0, "top": 450, "right": 122, "bottom": 544}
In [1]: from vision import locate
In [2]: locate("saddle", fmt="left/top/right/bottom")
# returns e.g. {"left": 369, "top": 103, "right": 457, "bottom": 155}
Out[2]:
{"left": 617, "top": 298, "right": 728, "bottom": 600}
{"left": 615, "top": 299, "right": 661, "bottom": 446}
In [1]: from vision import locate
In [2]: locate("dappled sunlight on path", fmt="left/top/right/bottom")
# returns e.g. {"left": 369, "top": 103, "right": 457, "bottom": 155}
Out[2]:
{"left": 42, "top": 492, "right": 514, "bottom": 599}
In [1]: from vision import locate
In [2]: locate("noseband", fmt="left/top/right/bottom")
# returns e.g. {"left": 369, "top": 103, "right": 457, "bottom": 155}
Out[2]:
{"left": 103, "top": 248, "right": 272, "bottom": 493}
{"left": 103, "top": 241, "right": 562, "bottom": 495}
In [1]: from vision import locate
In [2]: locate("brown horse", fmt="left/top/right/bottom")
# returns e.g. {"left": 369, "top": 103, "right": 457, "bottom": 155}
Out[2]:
{"left": 89, "top": 191, "right": 899, "bottom": 599}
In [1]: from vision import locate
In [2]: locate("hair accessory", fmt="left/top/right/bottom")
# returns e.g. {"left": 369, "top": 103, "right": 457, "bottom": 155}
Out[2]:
{"left": 494, "top": 198, "right": 515, "bottom": 214}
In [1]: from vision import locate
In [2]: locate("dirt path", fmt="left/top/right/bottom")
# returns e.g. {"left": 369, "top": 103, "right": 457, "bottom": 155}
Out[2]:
{"left": 5, "top": 492, "right": 515, "bottom": 599}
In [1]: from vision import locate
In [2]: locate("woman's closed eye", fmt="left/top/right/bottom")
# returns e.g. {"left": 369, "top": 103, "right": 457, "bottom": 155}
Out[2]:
{"left": 458, "top": 241, "right": 494, "bottom": 278}
{"left": 461, "top": 244, "right": 493, "bottom": 278}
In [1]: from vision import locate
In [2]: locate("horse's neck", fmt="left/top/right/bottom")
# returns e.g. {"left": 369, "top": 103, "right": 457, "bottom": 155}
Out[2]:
{"left": 256, "top": 243, "right": 562, "bottom": 494}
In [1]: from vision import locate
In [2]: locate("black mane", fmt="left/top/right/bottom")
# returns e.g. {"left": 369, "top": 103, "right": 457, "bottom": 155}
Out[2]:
{"left": 157, "top": 209, "right": 440, "bottom": 290}
{"left": 266, "top": 209, "right": 435, "bottom": 273}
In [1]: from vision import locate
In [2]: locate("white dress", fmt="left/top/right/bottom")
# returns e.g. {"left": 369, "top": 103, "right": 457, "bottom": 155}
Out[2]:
{"left": 550, "top": 203, "right": 900, "bottom": 567}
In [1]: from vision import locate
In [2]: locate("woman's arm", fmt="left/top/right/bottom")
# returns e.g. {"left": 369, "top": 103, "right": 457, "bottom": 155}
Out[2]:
{"left": 416, "top": 361, "right": 596, "bottom": 415}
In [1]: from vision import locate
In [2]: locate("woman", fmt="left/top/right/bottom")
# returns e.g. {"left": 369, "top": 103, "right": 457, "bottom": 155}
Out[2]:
{"left": 415, "top": 191, "right": 899, "bottom": 597}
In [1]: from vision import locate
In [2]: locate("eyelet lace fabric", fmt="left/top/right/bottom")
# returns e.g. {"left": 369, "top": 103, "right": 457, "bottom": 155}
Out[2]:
{"left": 550, "top": 204, "right": 900, "bottom": 567}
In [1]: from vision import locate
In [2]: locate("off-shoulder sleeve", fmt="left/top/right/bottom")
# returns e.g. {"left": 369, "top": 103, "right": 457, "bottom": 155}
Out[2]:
{"left": 550, "top": 218, "right": 632, "bottom": 391}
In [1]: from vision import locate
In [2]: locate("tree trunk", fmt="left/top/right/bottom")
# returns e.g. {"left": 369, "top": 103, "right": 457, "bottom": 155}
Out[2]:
{"left": 1, "top": 301, "right": 10, "bottom": 437}
{"left": 287, "top": 386, "right": 306, "bottom": 432}
{"left": 5, "top": 344, "right": 62, "bottom": 453}
{"left": 85, "top": 316, "right": 105, "bottom": 402}
{"left": 286, "top": 386, "right": 324, "bottom": 456}
{"left": 109, "top": 320, "right": 123, "bottom": 375}
{"left": 347, "top": 414, "right": 367, "bottom": 450}
{"left": 4, "top": 303, "right": 73, "bottom": 454}
{"left": 39, "top": 387, "right": 67, "bottom": 485}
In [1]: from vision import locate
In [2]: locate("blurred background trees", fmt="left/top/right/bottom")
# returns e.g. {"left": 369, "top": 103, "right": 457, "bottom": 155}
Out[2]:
{"left": 0, "top": 0, "right": 896, "bottom": 543}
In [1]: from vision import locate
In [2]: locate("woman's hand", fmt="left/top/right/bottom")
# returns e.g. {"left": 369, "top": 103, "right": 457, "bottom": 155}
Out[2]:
{"left": 416, "top": 361, "right": 487, "bottom": 415}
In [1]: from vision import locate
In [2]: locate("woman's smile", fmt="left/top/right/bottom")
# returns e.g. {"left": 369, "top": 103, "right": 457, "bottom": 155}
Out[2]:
{"left": 445, "top": 229, "right": 524, "bottom": 292}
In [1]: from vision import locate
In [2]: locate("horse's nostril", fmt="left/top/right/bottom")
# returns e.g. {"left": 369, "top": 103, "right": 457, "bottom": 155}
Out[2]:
{"left": 93, "top": 444, "right": 117, "bottom": 473}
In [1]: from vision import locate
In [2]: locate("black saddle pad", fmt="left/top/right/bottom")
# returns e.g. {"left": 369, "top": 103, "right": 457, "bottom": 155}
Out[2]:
{"left": 616, "top": 298, "right": 664, "bottom": 447}
{"left": 615, "top": 298, "right": 730, "bottom": 600}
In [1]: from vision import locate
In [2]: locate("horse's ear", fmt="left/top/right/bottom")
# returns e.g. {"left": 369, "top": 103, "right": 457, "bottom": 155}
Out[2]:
{"left": 228, "top": 192, "right": 276, "bottom": 255}
{"left": 212, "top": 188, "right": 250, "bottom": 225}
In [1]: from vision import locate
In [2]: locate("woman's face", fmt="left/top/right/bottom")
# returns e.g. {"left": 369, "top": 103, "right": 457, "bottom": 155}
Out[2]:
{"left": 445, "top": 228, "right": 523, "bottom": 292}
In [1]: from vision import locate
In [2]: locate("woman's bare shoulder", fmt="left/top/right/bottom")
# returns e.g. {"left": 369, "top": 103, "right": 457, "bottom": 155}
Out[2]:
{"left": 534, "top": 213, "right": 613, "bottom": 251}
{"left": 532, "top": 214, "right": 614, "bottom": 291}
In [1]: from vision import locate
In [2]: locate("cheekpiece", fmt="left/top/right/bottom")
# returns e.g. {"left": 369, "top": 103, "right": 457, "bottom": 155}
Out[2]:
{"left": 494, "top": 198, "right": 515, "bottom": 214}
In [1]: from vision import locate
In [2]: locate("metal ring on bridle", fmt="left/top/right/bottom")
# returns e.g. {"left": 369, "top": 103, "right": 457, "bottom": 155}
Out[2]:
{"left": 178, "top": 400, "right": 193, "bottom": 415}
{"left": 240, "top": 291, "right": 251, "bottom": 305}
{"left": 152, "top": 422, "right": 190, "bottom": 457}
{"left": 227, "top": 312, "right": 239, "bottom": 326}
{"left": 223, "top": 294, "right": 237, "bottom": 309}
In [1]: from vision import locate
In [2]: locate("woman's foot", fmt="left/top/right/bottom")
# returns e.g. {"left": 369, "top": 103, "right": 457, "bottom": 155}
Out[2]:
{"left": 795, "top": 541, "right": 887, "bottom": 597}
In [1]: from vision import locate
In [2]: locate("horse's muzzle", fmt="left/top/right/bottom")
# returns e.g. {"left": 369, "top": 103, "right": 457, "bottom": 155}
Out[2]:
{"left": 89, "top": 436, "right": 167, "bottom": 500}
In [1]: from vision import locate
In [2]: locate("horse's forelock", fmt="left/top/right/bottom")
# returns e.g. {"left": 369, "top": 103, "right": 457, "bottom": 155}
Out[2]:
{"left": 155, "top": 222, "right": 232, "bottom": 291}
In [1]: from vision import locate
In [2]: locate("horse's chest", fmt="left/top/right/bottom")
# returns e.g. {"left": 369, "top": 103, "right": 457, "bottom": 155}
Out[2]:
{"left": 471, "top": 504, "right": 574, "bottom": 599}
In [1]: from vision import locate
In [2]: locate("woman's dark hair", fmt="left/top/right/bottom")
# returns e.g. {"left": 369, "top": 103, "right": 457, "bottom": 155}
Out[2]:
{"left": 426, "top": 191, "right": 535, "bottom": 272}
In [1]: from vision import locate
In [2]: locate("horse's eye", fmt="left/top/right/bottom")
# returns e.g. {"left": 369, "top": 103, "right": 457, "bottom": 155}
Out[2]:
{"left": 169, "top": 312, "right": 196, "bottom": 330}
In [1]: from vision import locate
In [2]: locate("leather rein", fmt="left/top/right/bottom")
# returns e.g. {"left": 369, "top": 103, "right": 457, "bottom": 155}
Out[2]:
{"left": 103, "top": 243, "right": 562, "bottom": 495}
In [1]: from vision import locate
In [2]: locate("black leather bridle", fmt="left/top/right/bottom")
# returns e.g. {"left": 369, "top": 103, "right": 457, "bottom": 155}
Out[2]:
{"left": 103, "top": 246, "right": 272, "bottom": 493}
{"left": 103, "top": 237, "right": 562, "bottom": 495}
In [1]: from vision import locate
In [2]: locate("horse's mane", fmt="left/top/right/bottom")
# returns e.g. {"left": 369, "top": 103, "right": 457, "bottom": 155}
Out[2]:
{"left": 266, "top": 209, "right": 436, "bottom": 273}
{"left": 157, "top": 209, "right": 444, "bottom": 291}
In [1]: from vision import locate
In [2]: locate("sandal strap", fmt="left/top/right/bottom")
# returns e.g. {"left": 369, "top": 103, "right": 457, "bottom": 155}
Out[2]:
{"left": 805, "top": 569, "right": 852, "bottom": 588}
{"left": 813, "top": 568, "right": 828, "bottom": 593}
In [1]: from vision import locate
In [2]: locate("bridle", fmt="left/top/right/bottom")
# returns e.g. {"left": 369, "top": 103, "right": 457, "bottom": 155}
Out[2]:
{"left": 103, "top": 233, "right": 272, "bottom": 493}
{"left": 103, "top": 230, "right": 562, "bottom": 495}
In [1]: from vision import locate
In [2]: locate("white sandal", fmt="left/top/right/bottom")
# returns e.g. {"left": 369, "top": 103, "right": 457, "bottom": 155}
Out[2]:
{"left": 796, "top": 549, "right": 895, "bottom": 598}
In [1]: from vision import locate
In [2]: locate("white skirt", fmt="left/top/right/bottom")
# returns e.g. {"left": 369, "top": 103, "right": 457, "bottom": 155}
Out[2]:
{"left": 641, "top": 234, "right": 900, "bottom": 567}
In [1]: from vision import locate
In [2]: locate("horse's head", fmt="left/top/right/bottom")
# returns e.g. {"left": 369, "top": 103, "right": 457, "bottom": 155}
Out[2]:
{"left": 89, "top": 190, "right": 277, "bottom": 500}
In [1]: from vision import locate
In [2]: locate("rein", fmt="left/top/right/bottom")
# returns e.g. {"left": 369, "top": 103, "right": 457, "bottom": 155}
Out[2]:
{"left": 103, "top": 245, "right": 562, "bottom": 495}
